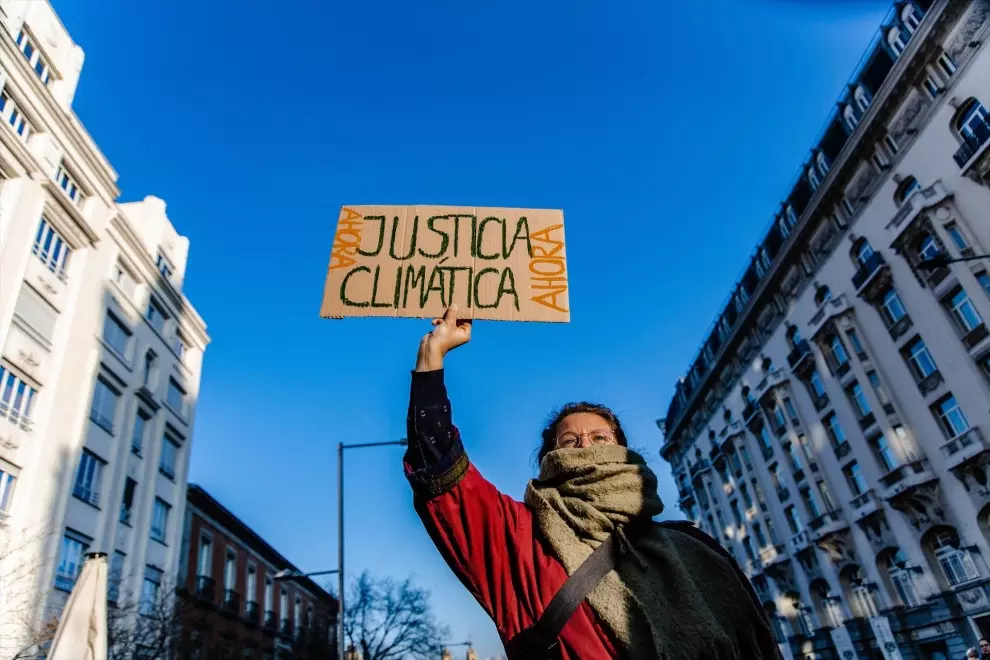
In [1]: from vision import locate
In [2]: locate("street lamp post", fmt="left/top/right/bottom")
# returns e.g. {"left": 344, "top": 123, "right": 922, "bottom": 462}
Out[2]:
{"left": 338, "top": 439, "right": 407, "bottom": 660}
{"left": 918, "top": 253, "right": 989, "bottom": 270}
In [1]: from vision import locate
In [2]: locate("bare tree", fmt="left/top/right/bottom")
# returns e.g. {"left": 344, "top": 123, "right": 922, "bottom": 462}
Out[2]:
{"left": 1, "top": 527, "right": 56, "bottom": 660}
{"left": 344, "top": 571, "right": 449, "bottom": 660}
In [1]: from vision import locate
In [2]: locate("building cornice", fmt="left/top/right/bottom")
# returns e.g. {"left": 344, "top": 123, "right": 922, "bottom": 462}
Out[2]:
{"left": 661, "top": 0, "right": 957, "bottom": 450}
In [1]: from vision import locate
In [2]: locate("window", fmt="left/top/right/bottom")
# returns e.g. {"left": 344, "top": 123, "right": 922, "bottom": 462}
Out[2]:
{"left": 872, "top": 434, "right": 898, "bottom": 471}
{"left": 753, "top": 523, "right": 768, "bottom": 548}
{"left": 280, "top": 587, "right": 289, "bottom": 625}
{"left": 784, "top": 443, "right": 802, "bottom": 472}
{"left": 934, "top": 395, "right": 969, "bottom": 439}
{"left": 945, "top": 223, "right": 968, "bottom": 251}
{"left": 770, "top": 405, "right": 787, "bottom": 431}
{"left": 923, "top": 74, "right": 941, "bottom": 99}
{"left": 160, "top": 434, "right": 179, "bottom": 479}
{"left": 743, "top": 537, "right": 757, "bottom": 562}
{"left": 264, "top": 576, "right": 274, "bottom": 613}
{"left": 120, "top": 478, "right": 137, "bottom": 525}
{"left": 893, "top": 425, "right": 920, "bottom": 462}
{"left": 247, "top": 564, "right": 257, "bottom": 604}
{"left": 32, "top": 217, "right": 72, "bottom": 280}
{"left": 786, "top": 205, "right": 798, "bottom": 228}
{"left": 0, "top": 364, "right": 37, "bottom": 429}
{"left": 131, "top": 410, "right": 150, "bottom": 455}
{"left": 867, "top": 371, "right": 891, "bottom": 409}
{"left": 167, "top": 378, "right": 185, "bottom": 414}
{"left": 818, "top": 479, "right": 837, "bottom": 511}
{"left": 885, "top": 133, "right": 900, "bottom": 155}
{"left": 109, "top": 551, "right": 125, "bottom": 603}
{"left": 13, "top": 284, "right": 57, "bottom": 347}
{"left": 808, "top": 167, "right": 820, "bottom": 190}
{"left": 888, "top": 27, "right": 907, "bottom": 56}
{"left": 932, "top": 530, "right": 979, "bottom": 586}
{"left": 0, "top": 466, "right": 16, "bottom": 517}
{"left": 15, "top": 29, "right": 53, "bottom": 85}
{"left": 113, "top": 261, "right": 137, "bottom": 298}
{"left": 844, "top": 105, "right": 858, "bottom": 131}
{"left": 198, "top": 535, "right": 213, "bottom": 576}
{"left": 847, "top": 383, "right": 872, "bottom": 417}
{"left": 173, "top": 333, "right": 187, "bottom": 360}
{"left": 801, "top": 487, "right": 821, "bottom": 518}
{"left": 978, "top": 272, "right": 990, "bottom": 297}
{"left": 824, "top": 413, "right": 846, "bottom": 447}
{"left": 809, "top": 370, "right": 826, "bottom": 398}
{"left": 0, "top": 89, "right": 33, "bottom": 140}
{"left": 156, "top": 253, "right": 173, "bottom": 280}
{"left": 140, "top": 566, "right": 163, "bottom": 616}
{"left": 846, "top": 329, "right": 865, "bottom": 357}
{"left": 871, "top": 150, "right": 889, "bottom": 171}
{"left": 55, "top": 531, "right": 90, "bottom": 591}
{"left": 817, "top": 152, "right": 830, "bottom": 176}
{"left": 146, "top": 297, "right": 168, "bottom": 334}
{"left": 730, "top": 500, "right": 743, "bottom": 526}
{"left": 946, "top": 287, "right": 983, "bottom": 333}
{"left": 905, "top": 337, "right": 938, "bottom": 379}
{"left": 73, "top": 450, "right": 104, "bottom": 507}
{"left": 224, "top": 549, "right": 237, "bottom": 591}
{"left": 54, "top": 163, "right": 84, "bottom": 207}
{"left": 751, "top": 479, "right": 768, "bottom": 510}
{"left": 90, "top": 378, "right": 119, "bottom": 433}
{"left": 918, "top": 233, "right": 940, "bottom": 261}
{"left": 143, "top": 350, "right": 157, "bottom": 390}
{"left": 783, "top": 397, "right": 799, "bottom": 424}
{"left": 740, "top": 483, "right": 753, "bottom": 508}
{"left": 844, "top": 461, "right": 867, "bottom": 495}
{"left": 880, "top": 289, "right": 907, "bottom": 327}
{"left": 955, "top": 99, "right": 989, "bottom": 141}
{"left": 759, "top": 425, "right": 774, "bottom": 453}
{"left": 715, "top": 510, "right": 727, "bottom": 533}
{"left": 885, "top": 550, "right": 922, "bottom": 608}
{"left": 902, "top": 4, "right": 921, "bottom": 32}
{"left": 855, "top": 241, "right": 874, "bottom": 266}
{"left": 937, "top": 52, "right": 957, "bottom": 78}
{"left": 150, "top": 498, "right": 170, "bottom": 543}
{"left": 739, "top": 444, "right": 753, "bottom": 470}
{"left": 785, "top": 505, "right": 802, "bottom": 534}
{"left": 294, "top": 597, "right": 303, "bottom": 631}
{"left": 103, "top": 313, "right": 131, "bottom": 357}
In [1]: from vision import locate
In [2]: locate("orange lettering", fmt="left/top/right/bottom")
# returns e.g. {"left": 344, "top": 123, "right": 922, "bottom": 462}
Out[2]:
{"left": 531, "top": 287, "right": 568, "bottom": 313}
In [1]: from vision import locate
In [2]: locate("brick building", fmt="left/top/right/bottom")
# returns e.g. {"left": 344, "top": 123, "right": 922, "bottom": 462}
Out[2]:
{"left": 177, "top": 484, "right": 338, "bottom": 659}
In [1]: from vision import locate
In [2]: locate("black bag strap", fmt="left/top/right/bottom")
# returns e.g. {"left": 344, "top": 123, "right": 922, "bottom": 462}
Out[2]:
{"left": 507, "top": 532, "right": 621, "bottom": 658}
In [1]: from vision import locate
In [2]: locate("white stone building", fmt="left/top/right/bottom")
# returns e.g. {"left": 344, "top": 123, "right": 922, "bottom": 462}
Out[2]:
{"left": 0, "top": 1, "right": 209, "bottom": 655}
{"left": 659, "top": 1, "right": 990, "bottom": 659}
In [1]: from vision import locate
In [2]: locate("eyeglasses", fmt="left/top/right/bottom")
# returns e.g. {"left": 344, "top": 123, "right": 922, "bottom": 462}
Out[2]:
{"left": 555, "top": 429, "right": 616, "bottom": 449}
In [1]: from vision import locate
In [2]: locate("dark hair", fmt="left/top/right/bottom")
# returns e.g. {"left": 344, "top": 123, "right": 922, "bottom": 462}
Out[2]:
{"left": 537, "top": 402, "right": 628, "bottom": 465}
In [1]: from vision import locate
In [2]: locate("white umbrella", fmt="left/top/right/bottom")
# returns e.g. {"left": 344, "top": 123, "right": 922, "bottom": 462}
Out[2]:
{"left": 48, "top": 552, "right": 108, "bottom": 660}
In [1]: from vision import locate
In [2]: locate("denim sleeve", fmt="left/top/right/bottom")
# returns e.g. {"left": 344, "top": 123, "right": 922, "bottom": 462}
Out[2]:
{"left": 404, "top": 370, "right": 468, "bottom": 498}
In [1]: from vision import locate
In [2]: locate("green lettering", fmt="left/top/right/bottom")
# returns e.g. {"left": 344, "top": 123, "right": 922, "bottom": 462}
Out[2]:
{"left": 357, "top": 216, "right": 385, "bottom": 257}
{"left": 477, "top": 217, "right": 504, "bottom": 260}
{"left": 389, "top": 215, "right": 419, "bottom": 260}
{"left": 473, "top": 267, "right": 500, "bottom": 309}
{"left": 497, "top": 267, "right": 520, "bottom": 311}
{"left": 506, "top": 217, "right": 532, "bottom": 258}
{"left": 418, "top": 215, "right": 450, "bottom": 259}
{"left": 370, "top": 265, "right": 392, "bottom": 308}
{"left": 403, "top": 264, "right": 427, "bottom": 308}
{"left": 340, "top": 266, "right": 370, "bottom": 307}
{"left": 422, "top": 266, "right": 447, "bottom": 308}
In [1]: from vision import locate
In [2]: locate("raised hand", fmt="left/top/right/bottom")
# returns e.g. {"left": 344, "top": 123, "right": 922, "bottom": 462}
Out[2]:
{"left": 415, "top": 304, "right": 472, "bottom": 372}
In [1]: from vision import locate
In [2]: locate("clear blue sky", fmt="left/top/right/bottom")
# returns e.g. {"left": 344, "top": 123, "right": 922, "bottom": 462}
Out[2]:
{"left": 59, "top": 0, "right": 889, "bottom": 655}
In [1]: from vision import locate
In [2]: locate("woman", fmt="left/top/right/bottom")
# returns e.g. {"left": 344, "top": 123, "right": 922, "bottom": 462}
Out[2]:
{"left": 405, "top": 306, "right": 780, "bottom": 659}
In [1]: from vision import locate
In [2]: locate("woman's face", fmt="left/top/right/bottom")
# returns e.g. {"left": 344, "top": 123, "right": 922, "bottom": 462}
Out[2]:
{"left": 554, "top": 412, "right": 618, "bottom": 450}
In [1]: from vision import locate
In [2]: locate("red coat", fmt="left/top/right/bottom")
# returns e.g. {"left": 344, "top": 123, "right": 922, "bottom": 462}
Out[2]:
{"left": 415, "top": 463, "right": 619, "bottom": 659}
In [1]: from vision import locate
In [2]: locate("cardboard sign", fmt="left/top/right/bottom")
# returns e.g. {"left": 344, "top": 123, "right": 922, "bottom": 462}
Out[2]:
{"left": 319, "top": 205, "right": 569, "bottom": 322}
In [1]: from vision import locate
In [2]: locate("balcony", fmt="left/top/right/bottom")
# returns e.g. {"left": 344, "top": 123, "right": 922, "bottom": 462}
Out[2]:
{"left": 888, "top": 314, "right": 913, "bottom": 341}
{"left": 776, "top": 486, "right": 791, "bottom": 503}
{"left": 880, "top": 458, "right": 937, "bottom": 499}
{"left": 788, "top": 529, "right": 812, "bottom": 554}
{"left": 759, "top": 543, "right": 787, "bottom": 566}
{"left": 743, "top": 402, "right": 760, "bottom": 424}
{"left": 809, "top": 510, "right": 848, "bottom": 540}
{"left": 279, "top": 619, "right": 293, "bottom": 639}
{"left": 787, "top": 340, "right": 813, "bottom": 372}
{"left": 223, "top": 589, "right": 240, "bottom": 614}
{"left": 940, "top": 427, "right": 989, "bottom": 471}
{"left": 264, "top": 610, "right": 277, "bottom": 632}
{"left": 195, "top": 576, "right": 215, "bottom": 603}
{"left": 244, "top": 600, "right": 260, "bottom": 626}
{"left": 689, "top": 458, "right": 711, "bottom": 477}
{"left": 887, "top": 181, "right": 952, "bottom": 240}
{"left": 834, "top": 442, "right": 852, "bottom": 461}
{"left": 963, "top": 323, "right": 990, "bottom": 351}
{"left": 850, "top": 489, "right": 880, "bottom": 519}
{"left": 953, "top": 116, "right": 990, "bottom": 169}
{"left": 857, "top": 412, "right": 877, "bottom": 431}
{"left": 852, "top": 253, "right": 888, "bottom": 295}
{"left": 812, "top": 394, "right": 830, "bottom": 412}
{"left": 809, "top": 295, "right": 852, "bottom": 339}
{"left": 916, "top": 371, "right": 944, "bottom": 397}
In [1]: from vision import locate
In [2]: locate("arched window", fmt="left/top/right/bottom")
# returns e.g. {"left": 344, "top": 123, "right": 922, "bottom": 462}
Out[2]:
{"left": 917, "top": 232, "right": 941, "bottom": 262}
{"left": 814, "top": 285, "right": 832, "bottom": 307}
{"left": 894, "top": 176, "right": 921, "bottom": 205}
{"left": 852, "top": 239, "right": 875, "bottom": 266}
{"left": 854, "top": 86, "right": 871, "bottom": 113}
{"left": 811, "top": 580, "right": 845, "bottom": 628}
{"left": 902, "top": 3, "right": 921, "bottom": 33}
{"left": 844, "top": 105, "right": 859, "bottom": 131}
{"left": 817, "top": 152, "right": 830, "bottom": 176}
{"left": 841, "top": 565, "right": 879, "bottom": 618}
{"left": 881, "top": 548, "right": 924, "bottom": 608}
{"left": 888, "top": 27, "right": 907, "bottom": 56}
{"left": 929, "top": 528, "right": 979, "bottom": 586}
{"left": 954, "top": 98, "right": 989, "bottom": 141}
{"left": 808, "top": 166, "right": 820, "bottom": 191}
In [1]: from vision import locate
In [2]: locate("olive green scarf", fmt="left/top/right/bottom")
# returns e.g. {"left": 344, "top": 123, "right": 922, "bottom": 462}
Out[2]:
{"left": 524, "top": 445, "right": 776, "bottom": 660}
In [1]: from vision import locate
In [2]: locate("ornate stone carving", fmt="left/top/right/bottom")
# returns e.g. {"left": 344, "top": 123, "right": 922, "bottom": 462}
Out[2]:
{"left": 947, "top": 0, "right": 990, "bottom": 60}
{"left": 17, "top": 350, "right": 39, "bottom": 368}
{"left": 815, "top": 528, "right": 857, "bottom": 566}
{"left": 889, "top": 482, "right": 947, "bottom": 533}
{"left": 890, "top": 93, "right": 927, "bottom": 143}
{"left": 857, "top": 512, "right": 898, "bottom": 552}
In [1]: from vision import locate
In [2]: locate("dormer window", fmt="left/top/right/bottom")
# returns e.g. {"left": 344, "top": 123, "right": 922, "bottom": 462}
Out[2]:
{"left": 808, "top": 167, "right": 820, "bottom": 191}
{"left": 15, "top": 29, "right": 54, "bottom": 86}
{"left": 894, "top": 176, "right": 921, "bottom": 205}
{"left": 844, "top": 105, "right": 858, "bottom": 131}
{"left": 816, "top": 152, "right": 830, "bottom": 176}
{"left": 785, "top": 205, "right": 798, "bottom": 228}
{"left": 854, "top": 86, "right": 871, "bottom": 114}
{"left": 888, "top": 27, "right": 907, "bottom": 56}
{"left": 156, "top": 253, "right": 173, "bottom": 281}
{"left": 870, "top": 149, "right": 890, "bottom": 172}
{"left": 54, "top": 163, "right": 85, "bottom": 207}
{"left": 902, "top": 4, "right": 921, "bottom": 33}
